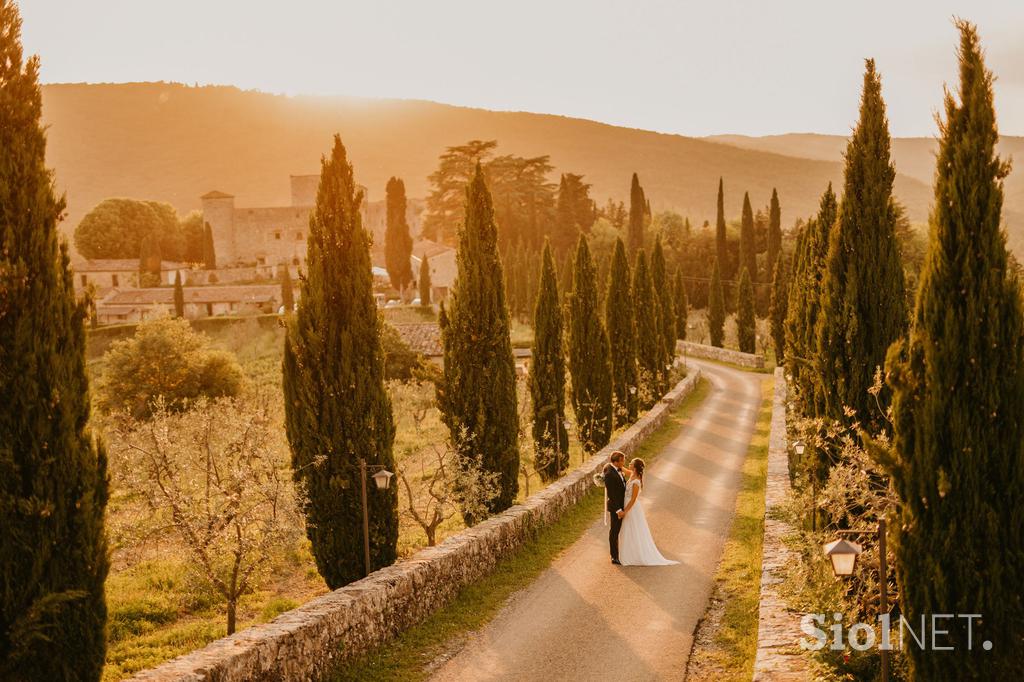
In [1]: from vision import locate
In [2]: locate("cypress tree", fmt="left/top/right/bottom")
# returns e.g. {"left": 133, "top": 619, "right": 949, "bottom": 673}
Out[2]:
{"left": 283, "top": 135, "right": 397, "bottom": 588}
{"left": 0, "top": 2, "right": 109, "bottom": 675}
{"left": 632, "top": 250, "right": 661, "bottom": 408}
{"left": 739, "top": 191, "right": 756, "bottom": 285}
{"left": 567, "top": 235, "right": 613, "bottom": 454}
{"left": 673, "top": 268, "right": 688, "bottom": 340}
{"left": 735, "top": 267, "right": 756, "bottom": 353}
{"left": 715, "top": 178, "right": 729, "bottom": 280}
{"left": 885, "top": 24, "right": 1024, "bottom": 677}
{"left": 553, "top": 174, "right": 580, "bottom": 257}
{"left": 816, "top": 59, "right": 906, "bottom": 430}
{"left": 418, "top": 255, "right": 432, "bottom": 306}
{"left": 768, "top": 257, "right": 787, "bottom": 362}
{"left": 708, "top": 257, "right": 726, "bottom": 348}
{"left": 650, "top": 235, "right": 675, "bottom": 388}
{"left": 279, "top": 264, "right": 294, "bottom": 312}
{"left": 627, "top": 172, "right": 645, "bottom": 253}
{"left": 529, "top": 242, "right": 568, "bottom": 481}
{"left": 384, "top": 176, "right": 414, "bottom": 294}
{"left": 606, "top": 238, "right": 638, "bottom": 425}
{"left": 202, "top": 221, "right": 216, "bottom": 269}
{"left": 767, "top": 188, "right": 782, "bottom": 278}
{"left": 438, "top": 164, "right": 519, "bottom": 515}
{"left": 173, "top": 270, "right": 185, "bottom": 318}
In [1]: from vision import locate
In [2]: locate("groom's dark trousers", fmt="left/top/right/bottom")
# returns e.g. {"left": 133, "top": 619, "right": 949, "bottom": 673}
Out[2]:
{"left": 603, "top": 463, "right": 626, "bottom": 562}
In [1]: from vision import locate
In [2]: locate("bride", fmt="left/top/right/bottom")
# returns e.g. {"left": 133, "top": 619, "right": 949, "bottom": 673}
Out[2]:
{"left": 618, "top": 458, "right": 678, "bottom": 566}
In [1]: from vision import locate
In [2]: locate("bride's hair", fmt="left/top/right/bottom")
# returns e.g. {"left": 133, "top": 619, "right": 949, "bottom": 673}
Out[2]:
{"left": 631, "top": 458, "right": 645, "bottom": 486}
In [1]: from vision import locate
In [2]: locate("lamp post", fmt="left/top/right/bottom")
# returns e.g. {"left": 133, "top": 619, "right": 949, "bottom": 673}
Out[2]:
{"left": 823, "top": 519, "right": 890, "bottom": 682}
{"left": 359, "top": 458, "right": 394, "bottom": 577}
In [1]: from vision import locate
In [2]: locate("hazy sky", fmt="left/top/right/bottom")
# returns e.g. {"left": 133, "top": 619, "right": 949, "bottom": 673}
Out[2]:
{"left": 20, "top": 0, "right": 1024, "bottom": 138}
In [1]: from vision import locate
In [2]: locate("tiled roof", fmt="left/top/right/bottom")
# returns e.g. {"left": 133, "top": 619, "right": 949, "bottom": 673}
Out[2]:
{"left": 201, "top": 190, "right": 234, "bottom": 199}
{"left": 392, "top": 323, "right": 441, "bottom": 356}
{"left": 413, "top": 239, "right": 455, "bottom": 259}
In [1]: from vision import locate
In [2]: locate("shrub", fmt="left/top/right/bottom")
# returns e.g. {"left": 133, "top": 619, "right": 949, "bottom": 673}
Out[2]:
{"left": 98, "top": 315, "right": 244, "bottom": 418}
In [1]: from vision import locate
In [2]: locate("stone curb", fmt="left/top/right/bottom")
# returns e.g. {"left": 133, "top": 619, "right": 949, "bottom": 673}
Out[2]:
{"left": 129, "top": 367, "right": 704, "bottom": 681}
{"left": 752, "top": 368, "right": 809, "bottom": 680}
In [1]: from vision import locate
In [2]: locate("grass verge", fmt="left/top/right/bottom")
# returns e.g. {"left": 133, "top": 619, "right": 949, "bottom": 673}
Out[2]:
{"left": 686, "top": 377, "right": 773, "bottom": 681}
{"left": 329, "top": 376, "right": 711, "bottom": 681}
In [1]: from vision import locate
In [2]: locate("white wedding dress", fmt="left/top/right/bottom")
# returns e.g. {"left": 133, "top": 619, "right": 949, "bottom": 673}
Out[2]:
{"left": 618, "top": 479, "right": 678, "bottom": 566}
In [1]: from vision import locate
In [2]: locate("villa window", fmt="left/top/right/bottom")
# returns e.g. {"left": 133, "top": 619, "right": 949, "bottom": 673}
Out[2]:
{"left": 111, "top": 274, "right": 119, "bottom": 287}
{"left": 80, "top": 274, "right": 87, "bottom": 286}
{"left": 274, "top": 231, "right": 281, "bottom": 240}
{"left": 295, "top": 232, "right": 303, "bottom": 241}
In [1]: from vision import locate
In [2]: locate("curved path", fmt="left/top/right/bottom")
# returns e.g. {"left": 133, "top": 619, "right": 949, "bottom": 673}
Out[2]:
{"left": 430, "top": 360, "right": 766, "bottom": 682}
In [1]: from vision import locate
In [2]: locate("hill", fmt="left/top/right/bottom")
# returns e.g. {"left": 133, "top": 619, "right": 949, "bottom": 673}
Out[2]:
{"left": 43, "top": 83, "right": 939, "bottom": 250}
{"left": 708, "top": 133, "right": 1024, "bottom": 251}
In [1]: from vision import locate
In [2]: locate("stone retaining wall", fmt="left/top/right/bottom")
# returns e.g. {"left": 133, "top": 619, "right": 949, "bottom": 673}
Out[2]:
{"left": 752, "top": 368, "right": 809, "bottom": 680}
{"left": 130, "top": 368, "right": 704, "bottom": 682}
{"left": 678, "top": 341, "right": 765, "bottom": 369}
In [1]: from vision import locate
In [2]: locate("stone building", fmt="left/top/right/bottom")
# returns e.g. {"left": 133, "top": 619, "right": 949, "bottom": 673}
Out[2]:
{"left": 202, "top": 175, "right": 423, "bottom": 268}
{"left": 72, "top": 258, "right": 186, "bottom": 295}
{"left": 96, "top": 284, "right": 281, "bottom": 324}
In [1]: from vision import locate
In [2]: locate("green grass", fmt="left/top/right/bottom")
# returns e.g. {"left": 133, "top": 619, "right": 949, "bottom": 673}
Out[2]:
{"left": 687, "top": 378, "right": 773, "bottom": 680}
{"left": 329, "top": 377, "right": 711, "bottom": 681}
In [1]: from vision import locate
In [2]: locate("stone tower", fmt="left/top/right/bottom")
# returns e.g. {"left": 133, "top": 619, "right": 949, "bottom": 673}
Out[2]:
{"left": 201, "top": 190, "right": 236, "bottom": 264}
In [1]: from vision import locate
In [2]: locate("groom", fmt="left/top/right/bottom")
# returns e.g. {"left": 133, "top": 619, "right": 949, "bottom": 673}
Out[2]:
{"left": 603, "top": 451, "right": 627, "bottom": 565}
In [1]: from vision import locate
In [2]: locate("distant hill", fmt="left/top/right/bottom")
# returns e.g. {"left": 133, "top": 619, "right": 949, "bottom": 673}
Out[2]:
{"left": 708, "top": 132, "right": 1024, "bottom": 252}
{"left": 43, "top": 83, "right": 942, "bottom": 254}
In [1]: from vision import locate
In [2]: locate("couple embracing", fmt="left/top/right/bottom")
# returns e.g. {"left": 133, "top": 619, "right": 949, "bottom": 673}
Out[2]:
{"left": 602, "top": 450, "right": 678, "bottom": 566}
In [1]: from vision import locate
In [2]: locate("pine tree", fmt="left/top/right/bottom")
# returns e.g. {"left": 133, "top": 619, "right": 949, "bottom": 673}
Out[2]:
{"left": 283, "top": 135, "right": 397, "bottom": 588}
{"left": 739, "top": 192, "right": 756, "bottom": 285}
{"left": 567, "top": 235, "right": 613, "bottom": 454}
{"left": 530, "top": 242, "right": 568, "bottom": 481}
{"left": 632, "top": 250, "right": 661, "bottom": 408}
{"left": 1, "top": 2, "right": 109, "bottom": 675}
{"left": 627, "top": 172, "right": 645, "bottom": 253}
{"left": 650, "top": 235, "right": 675, "bottom": 389}
{"left": 673, "top": 268, "right": 688, "bottom": 340}
{"left": 418, "top": 255, "right": 431, "bottom": 306}
{"left": 767, "top": 188, "right": 782, "bottom": 278}
{"left": 885, "top": 24, "right": 1024, "bottom": 678}
{"left": 173, "top": 270, "right": 185, "bottom": 318}
{"left": 735, "top": 268, "right": 756, "bottom": 353}
{"left": 606, "top": 238, "right": 638, "bottom": 425}
{"left": 384, "top": 176, "right": 414, "bottom": 294}
{"left": 438, "top": 164, "right": 519, "bottom": 515}
{"left": 279, "top": 264, "right": 294, "bottom": 312}
{"left": 202, "top": 221, "right": 216, "bottom": 269}
{"left": 816, "top": 59, "right": 906, "bottom": 430}
{"left": 768, "top": 257, "right": 787, "bottom": 362}
{"left": 715, "top": 178, "right": 729, "bottom": 280}
{"left": 708, "top": 257, "right": 726, "bottom": 348}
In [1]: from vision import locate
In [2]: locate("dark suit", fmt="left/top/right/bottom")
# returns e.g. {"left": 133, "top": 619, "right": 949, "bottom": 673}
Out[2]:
{"left": 603, "top": 463, "right": 627, "bottom": 561}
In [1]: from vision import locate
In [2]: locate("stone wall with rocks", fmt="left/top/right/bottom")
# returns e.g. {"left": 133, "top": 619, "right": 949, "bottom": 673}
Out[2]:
{"left": 678, "top": 341, "right": 765, "bottom": 369}
{"left": 752, "top": 368, "right": 809, "bottom": 680}
{"left": 130, "top": 368, "right": 704, "bottom": 682}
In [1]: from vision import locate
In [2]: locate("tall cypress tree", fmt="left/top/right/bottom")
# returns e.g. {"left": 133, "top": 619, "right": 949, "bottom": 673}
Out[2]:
{"left": 553, "top": 174, "right": 581, "bottom": 257}
{"left": 439, "top": 164, "right": 519, "bottom": 514}
{"left": 0, "top": 2, "right": 109, "bottom": 675}
{"left": 606, "top": 238, "right": 638, "bottom": 425}
{"left": 283, "top": 135, "right": 397, "bottom": 588}
{"left": 767, "top": 188, "right": 782, "bottom": 278}
{"left": 567, "top": 235, "right": 613, "bottom": 454}
{"left": 673, "top": 268, "right": 688, "bottom": 340}
{"left": 708, "top": 257, "right": 726, "bottom": 348}
{"left": 816, "top": 59, "right": 906, "bottom": 430}
{"left": 768, "top": 257, "right": 787, "bottom": 362}
{"left": 418, "top": 255, "right": 432, "bottom": 306}
{"left": 530, "top": 242, "right": 568, "bottom": 481}
{"left": 202, "top": 221, "right": 216, "bottom": 270}
{"left": 173, "top": 270, "right": 185, "bottom": 318}
{"left": 885, "top": 24, "right": 1024, "bottom": 678}
{"left": 632, "top": 250, "right": 661, "bottom": 408}
{"left": 739, "top": 191, "right": 756, "bottom": 286}
{"left": 627, "top": 172, "right": 645, "bottom": 253}
{"left": 715, "top": 178, "right": 729, "bottom": 280}
{"left": 650, "top": 235, "right": 675, "bottom": 389}
{"left": 384, "top": 176, "right": 414, "bottom": 294}
{"left": 735, "top": 267, "right": 756, "bottom": 353}
{"left": 279, "top": 264, "right": 295, "bottom": 312}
